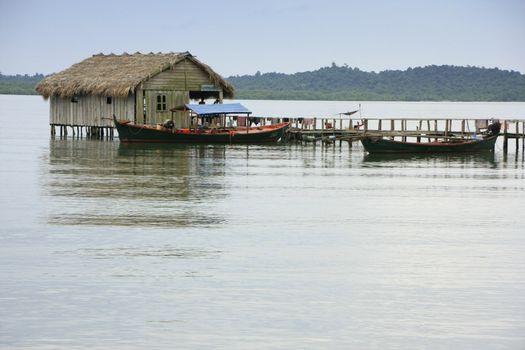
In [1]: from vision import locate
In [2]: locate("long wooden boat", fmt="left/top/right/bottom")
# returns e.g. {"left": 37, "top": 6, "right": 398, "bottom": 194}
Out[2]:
{"left": 113, "top": 103, "right": 289, "bottom": 144}
{"left": 361, "top": 134, "right": 499, "bottom": 153}
{"left": 115, "top": 120, "right": 289, "bottom": 144}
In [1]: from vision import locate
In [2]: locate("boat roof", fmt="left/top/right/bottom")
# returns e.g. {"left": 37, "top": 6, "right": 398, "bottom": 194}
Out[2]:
{"left": 184, "top": 103, "right": 251, "bottom": 116}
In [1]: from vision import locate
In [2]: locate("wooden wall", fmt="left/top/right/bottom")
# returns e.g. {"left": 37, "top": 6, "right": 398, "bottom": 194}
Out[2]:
{"left": 140, "top": 58, "right": 222, "bottom": 127}
{"left": 143, "top": 58, "right": 216, "bottom": 91}
{"left": 50, "top": 95, "right": 134, "bottom": 127}
{"left": 143, "top": 90, "right": 190, "bottom": 127}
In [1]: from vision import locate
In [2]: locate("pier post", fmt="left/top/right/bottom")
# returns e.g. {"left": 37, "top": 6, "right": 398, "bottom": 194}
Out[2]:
{"left": 514, "top": 120, "right": 523, "bottom": 154}
{"left": 402, "top": 119, "right": 406, "bottom": 142}
{"left": 522, "top": 121, "right": 524, "bottom": 153}
{"left": 390, "top": 119, "right": 395, "bottom": 140}
{"left": 503, "top": 121, "right": 508, "bottom": 154}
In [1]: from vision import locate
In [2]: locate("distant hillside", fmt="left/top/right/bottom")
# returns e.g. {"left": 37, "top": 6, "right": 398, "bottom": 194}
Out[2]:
{"left": 2, "top": 65, "right": 525, "bottom": 101}
{"left": 227, "top": 64, "right": 525, "bottom": 101}
{"left": 0, "top": 73, "right": 44, "bottom": 95}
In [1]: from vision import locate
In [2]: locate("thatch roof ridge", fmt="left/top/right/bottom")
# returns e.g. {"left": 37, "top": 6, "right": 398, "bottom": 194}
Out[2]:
{"left": 36, "top": 52, "right": 234, "bottom": 99}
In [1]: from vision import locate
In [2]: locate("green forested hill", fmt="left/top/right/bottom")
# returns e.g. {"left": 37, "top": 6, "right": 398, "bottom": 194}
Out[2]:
{"left": 2, "top": 65, "right": 525, "bottom": 101}
{"left": 227, "top": 64, "right": 525, "bottom": 101}
{"left": 0, "top": 73, "right": 44, "bottom": 95}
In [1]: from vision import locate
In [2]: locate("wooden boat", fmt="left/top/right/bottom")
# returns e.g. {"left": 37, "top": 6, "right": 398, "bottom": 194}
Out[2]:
{"left": 114, "top": 103, "right": 290, "bottom": 144}
{"left": 361, "top": 134, "right": 499, "bottom": 153}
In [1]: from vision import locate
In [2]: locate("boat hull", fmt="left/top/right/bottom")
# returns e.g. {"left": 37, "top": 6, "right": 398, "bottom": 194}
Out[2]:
{"left": 361, "top": 135, "right": 498, "bottom": 153}
{"left": 114, "top": 120, "right": 290, "bottom": 144}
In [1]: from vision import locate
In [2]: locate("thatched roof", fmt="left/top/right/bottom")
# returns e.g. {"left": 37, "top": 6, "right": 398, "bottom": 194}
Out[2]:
{"left": 36, "top": 52, "right": 234, "bottom": 99}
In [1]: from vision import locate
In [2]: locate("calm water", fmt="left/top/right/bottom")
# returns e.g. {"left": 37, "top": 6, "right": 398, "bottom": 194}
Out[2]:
{"left": 1, "top": 95, "right": 525, "bottom": 349}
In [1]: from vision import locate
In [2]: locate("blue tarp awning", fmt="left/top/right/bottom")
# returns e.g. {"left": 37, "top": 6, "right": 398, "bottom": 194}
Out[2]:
{"left": 184, "top": 103, "right": 251, "bottom": 116}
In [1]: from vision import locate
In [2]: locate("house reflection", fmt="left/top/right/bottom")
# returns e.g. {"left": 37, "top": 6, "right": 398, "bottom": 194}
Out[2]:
{"left": 44, "top": 140, "right": 228, "bottom": 227}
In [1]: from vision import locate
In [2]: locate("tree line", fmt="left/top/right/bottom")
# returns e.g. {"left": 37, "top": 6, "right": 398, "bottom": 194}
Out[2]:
{"left": 227, "top": 64, "right": 525, "bottom": 101}
{"left": 1, "top": 65, "right": 525, "bottom": 101}
{"left": 0, "top": 73, "right": 45, "bottom": 95}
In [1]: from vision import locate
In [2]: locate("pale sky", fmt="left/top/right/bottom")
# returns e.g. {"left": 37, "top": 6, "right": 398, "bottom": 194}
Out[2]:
{"left": 0, "top": 0, "right": 524, "bottom": 76}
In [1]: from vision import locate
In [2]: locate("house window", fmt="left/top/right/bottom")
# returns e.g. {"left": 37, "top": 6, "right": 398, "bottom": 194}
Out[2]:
{"left": 106, "top": 97, "right": 112, "bottom": 104}
{"left": 71, "top": 96, "right": 79, "bottom": 103}
{"left": 156, "top": 94, "right": 167, "bottom": 111}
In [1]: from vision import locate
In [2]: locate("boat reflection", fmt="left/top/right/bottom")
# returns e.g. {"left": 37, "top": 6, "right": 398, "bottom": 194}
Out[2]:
{"left": 362, "top": 151, "right": 497, "bottom": 167}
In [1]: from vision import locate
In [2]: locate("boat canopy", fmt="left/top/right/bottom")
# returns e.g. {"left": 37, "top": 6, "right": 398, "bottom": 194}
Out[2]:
{"left": 183, "top": 103, "right": 251, "bottom": 116}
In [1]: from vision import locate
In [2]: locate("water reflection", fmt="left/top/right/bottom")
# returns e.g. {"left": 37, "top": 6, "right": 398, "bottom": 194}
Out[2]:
{"left": 43, "top": 140, "right": 229, "bottom": 227}
{"left": 57, "top": 246, "right": 222, "bottom": 259}
{"left": 363, "top": 152, "right": 497, "bottom": 167}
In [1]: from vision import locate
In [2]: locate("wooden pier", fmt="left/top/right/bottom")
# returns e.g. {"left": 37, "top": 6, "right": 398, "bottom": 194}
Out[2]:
{"left": 284, "top": 117, "right": 525, "bottom": 154}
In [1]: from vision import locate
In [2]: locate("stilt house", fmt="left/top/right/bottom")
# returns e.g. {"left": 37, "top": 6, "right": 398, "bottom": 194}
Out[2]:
{"left": 36, "top": 52, "right": 234, "bottom": 129}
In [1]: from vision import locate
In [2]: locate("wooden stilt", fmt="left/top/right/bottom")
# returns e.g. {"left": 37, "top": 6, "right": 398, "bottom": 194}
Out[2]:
{"left": 522, "top": 121, "right": 524, "bottom": 153}
{"left": 515, "top": 120, "right": 520, "bottom": 154}
{"left": 402, "top": 119, "right": 406, "bottom": 142}
{"left": 503, "top": 121, "right": 508, "bottom": 154}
